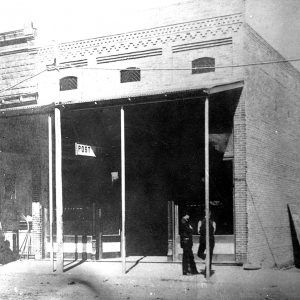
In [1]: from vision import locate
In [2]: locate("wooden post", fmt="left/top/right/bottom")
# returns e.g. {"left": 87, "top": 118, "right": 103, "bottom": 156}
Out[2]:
{"left": 92, "top": 202, "right": 96, "bottom": 260}
{"left": 98, "top": 208, "right": 102, "bottom": 260}
{"left": 174, "top": 204, "right": 179, "bottom": 260}
{"left": 55, "top": 108, "right": 64, "bottom": 273}
{"left": 171, "top": 202, "right": 176, "bottom": 261}
{"left": 48, "top": 114, "right": 54, "bottom": 271}
{"left": 92, "top": 202, "right": 96, "bottom": 236}
{"left": 99, "top": 232, "right": 103, "bottom": 259}
{"left": 167, "top": 201, "right": 173, "bottom": 261}
{"left": 205, "top": 95, "right": 210, "bottom": 279}
{"left": 121, "top": 106, "right": 126, "bottom": 274}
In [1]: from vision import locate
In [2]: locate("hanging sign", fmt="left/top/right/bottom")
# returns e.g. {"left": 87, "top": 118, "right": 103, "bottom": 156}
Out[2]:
{"left": 75, "top": 143, "right": 96, "bottom": 157}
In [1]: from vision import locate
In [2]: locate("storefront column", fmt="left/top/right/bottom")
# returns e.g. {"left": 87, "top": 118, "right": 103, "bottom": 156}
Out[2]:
{"left": 48, "top": 114, "right": 54, "bottom": 271}
{"left": 121, "top": 106, "right": 126, "bottom": 274}
{"left": 205, "top": 95, "right": 211, "bottom": 279}
{"left": 55, "top": 108, "right": 64, "bottom": 273}
{"left": 174, "top": 204, "right": 179, "bottom": 259}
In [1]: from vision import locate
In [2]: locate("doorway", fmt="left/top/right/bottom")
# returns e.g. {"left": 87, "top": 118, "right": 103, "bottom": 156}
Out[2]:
{"left": 57, "top": 90, "right": 237, "bottom": 258}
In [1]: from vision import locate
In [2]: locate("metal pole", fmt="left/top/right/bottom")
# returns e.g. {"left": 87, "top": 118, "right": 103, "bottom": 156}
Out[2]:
{"left": 205, "top": 96, "right": 210, "bottom": 279}
{"left": 121, "top": 106, "right": 126, "bottom": 274}
{"left": 55, "top": 108, "right": 64, "bottom": 273}
{"left": 48, "top": 114, "right": 54, "bottom": 271}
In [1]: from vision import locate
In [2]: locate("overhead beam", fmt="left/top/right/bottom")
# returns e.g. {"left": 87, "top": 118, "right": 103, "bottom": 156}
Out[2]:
{"left": 204, "top": 80, "right": 244, "bottom": 95}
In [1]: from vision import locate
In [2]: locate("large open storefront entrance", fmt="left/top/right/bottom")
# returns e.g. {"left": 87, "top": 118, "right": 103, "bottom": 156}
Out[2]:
{"left": 54, "top": 86, "right": 240, "bottom": 261}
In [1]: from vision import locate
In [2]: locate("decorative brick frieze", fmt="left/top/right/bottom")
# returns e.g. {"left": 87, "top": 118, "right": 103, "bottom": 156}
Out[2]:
{"left": 57, "top": 59, "right": 88, "bottom": 70}
{"left": 96, "top": 48, "right": 163, "bottom": 64}
{"left": 172, "top": 37, "right": 232, "bottom": 53}
{"left": 37, "top": 13, "right": 242, "bottom": 63}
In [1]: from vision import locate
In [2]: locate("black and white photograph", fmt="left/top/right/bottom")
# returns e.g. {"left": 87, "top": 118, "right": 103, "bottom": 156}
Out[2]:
{"left": 0, "top": 0, "right": 300, "bottom": 299}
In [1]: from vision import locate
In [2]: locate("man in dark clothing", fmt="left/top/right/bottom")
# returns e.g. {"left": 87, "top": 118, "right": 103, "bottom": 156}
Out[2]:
{"left": 197, "top": 212, "right": 216, "bottom": 272}
{"left": 180, "top": 213, "right": 199, "bottom": 275}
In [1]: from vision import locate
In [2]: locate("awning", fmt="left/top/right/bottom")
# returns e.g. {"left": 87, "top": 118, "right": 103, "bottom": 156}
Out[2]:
{"left": 0, "top": 80, "right": 244, "bottom": 117}
{"left": 57, "top": 80, "right": 244, "bottom": 111}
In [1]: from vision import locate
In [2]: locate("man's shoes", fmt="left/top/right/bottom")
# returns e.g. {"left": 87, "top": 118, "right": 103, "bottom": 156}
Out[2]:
{"left": 183, "top": 270, "right": 199, "bottom": 275}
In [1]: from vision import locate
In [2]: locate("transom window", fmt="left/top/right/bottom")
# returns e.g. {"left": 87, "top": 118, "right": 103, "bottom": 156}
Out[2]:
{"left": 59, "top": 76, "right": 78, "bottom": 91}
{"left": 120, "top": 67, "right": 141, "bottom": 83}
{"left": 192, "top": 57, "right": 215, "bottom": 74}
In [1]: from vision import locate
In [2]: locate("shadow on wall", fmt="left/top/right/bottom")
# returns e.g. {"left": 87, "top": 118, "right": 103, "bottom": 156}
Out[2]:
{"left": 288, "top": 208, "right": 300, "bottom": 268}
{"left": 0, "top": 232, "right": 18, "bottom": 265}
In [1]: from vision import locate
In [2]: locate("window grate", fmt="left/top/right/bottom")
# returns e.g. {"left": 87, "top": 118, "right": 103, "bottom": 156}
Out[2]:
{"left": 60, "top": 76, "right": 78, "bottom": 91}
{"left": 120, "top": 67, "right": 141, "bottom": 83}
{"left": 192, "top": 57, "right": 215, "bottom": 74}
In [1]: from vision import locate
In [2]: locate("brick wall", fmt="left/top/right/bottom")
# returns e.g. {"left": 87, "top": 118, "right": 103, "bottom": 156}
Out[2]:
{"left": 38, "top": 12, "right": 244, "bottom": 105}
{"left": 243, "top": 24, "right": 300, "bottom": 267}
{"left": 234, "top": 90, "right": 248, "bottom": 263}
{"left": 0, "top": 25, "right": 38, "bottom": 108}
{"left": 32, "top": 202, "right": 43, "bottom": 259}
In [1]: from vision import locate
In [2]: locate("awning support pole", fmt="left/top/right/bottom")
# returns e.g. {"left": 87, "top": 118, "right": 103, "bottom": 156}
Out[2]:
{"left": 121, "top": 106, "right": 126, "bottom": 274}
{"left": 55, "top": 108, "right": 64, "bottom": 273}
{"left": 48, "top": 114, "right": 54, "bottom": 272}
{"left": 205, "top": 95, "right": 210, "bottom": 280}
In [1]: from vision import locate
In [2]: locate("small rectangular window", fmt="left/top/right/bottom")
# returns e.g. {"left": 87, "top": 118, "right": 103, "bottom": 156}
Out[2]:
{"left": 60, "top": 76, "right": 78, "bottom": 91}
{"left": 192, "top": 57, "right": 215, "bottom": 74}
{"left": 120, "top": 68, "right": 141, "bottom": 83}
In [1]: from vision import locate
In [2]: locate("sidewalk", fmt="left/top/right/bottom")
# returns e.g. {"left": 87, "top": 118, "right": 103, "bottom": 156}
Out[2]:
{"left": 0, "top": 259, "right": 300, "bottom": 299}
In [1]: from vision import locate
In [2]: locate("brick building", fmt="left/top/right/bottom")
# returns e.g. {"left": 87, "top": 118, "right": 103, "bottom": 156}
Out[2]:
{"left": 0, "top": 0, "right": 300, "bottom": 268}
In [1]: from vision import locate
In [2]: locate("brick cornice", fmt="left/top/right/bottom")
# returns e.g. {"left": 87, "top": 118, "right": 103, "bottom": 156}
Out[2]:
{"left": 38, "top": 13, "right": 243, "bottom": 63}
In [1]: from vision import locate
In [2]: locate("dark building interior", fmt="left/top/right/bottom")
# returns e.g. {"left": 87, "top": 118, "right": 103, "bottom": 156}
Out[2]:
{"left": 0, "top": 114, "right": 47, "bottom": 231}
{"left": 60, "top": 90, "right": 238, "bottom": 256}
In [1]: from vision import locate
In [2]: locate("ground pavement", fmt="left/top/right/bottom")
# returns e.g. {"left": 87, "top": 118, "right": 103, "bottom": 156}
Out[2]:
{"left": 0, "top": 259, "right": 300, "bottom": 299}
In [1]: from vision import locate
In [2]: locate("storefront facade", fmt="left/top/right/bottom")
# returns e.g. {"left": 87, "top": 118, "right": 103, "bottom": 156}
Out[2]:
{"left": 1, "top": 0, "right": 300, "bottom": 269}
